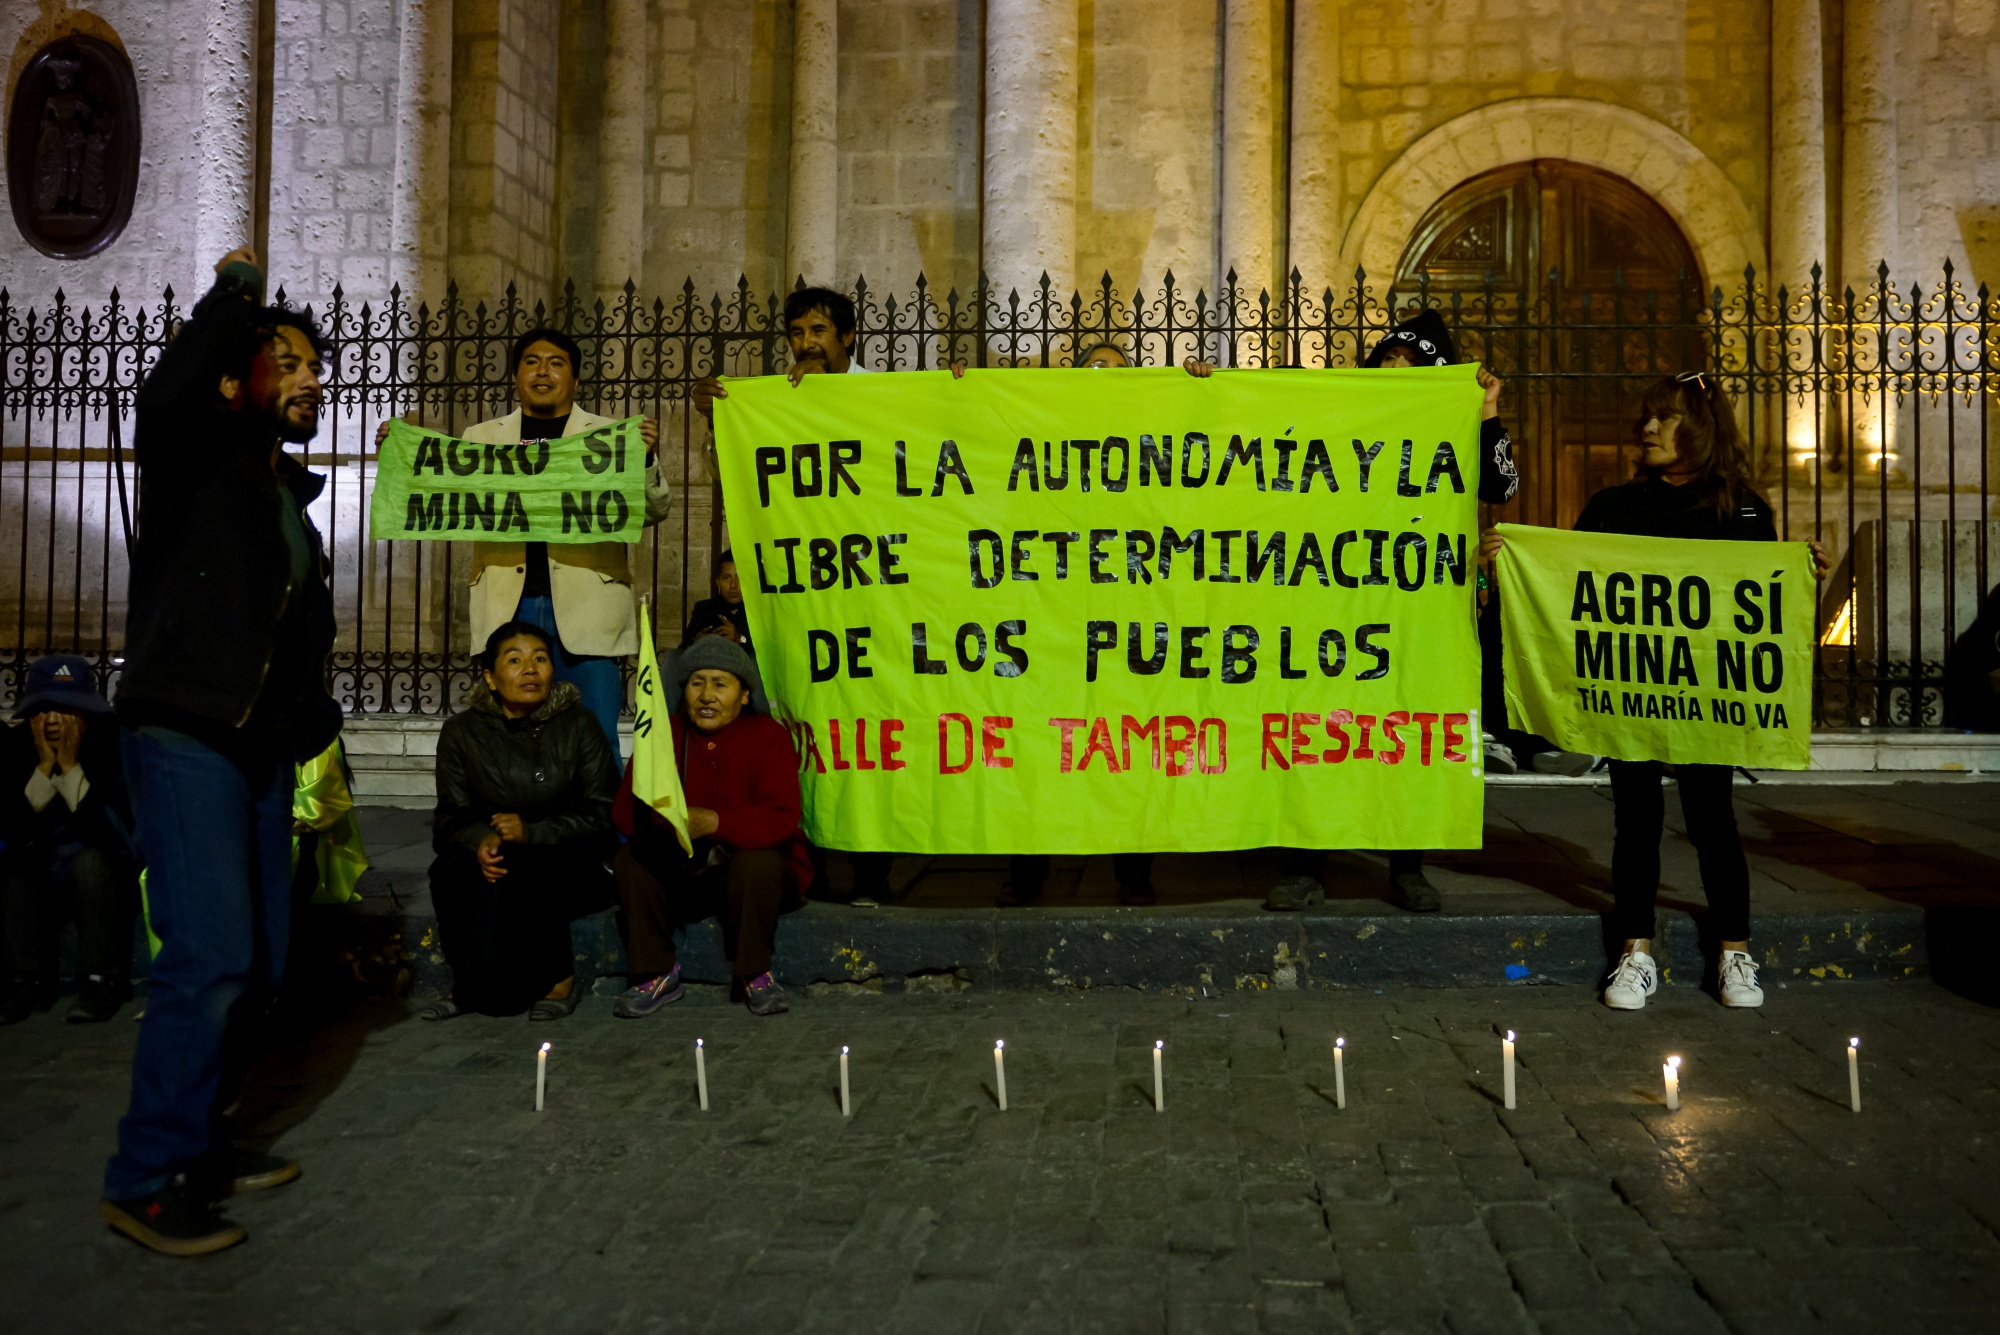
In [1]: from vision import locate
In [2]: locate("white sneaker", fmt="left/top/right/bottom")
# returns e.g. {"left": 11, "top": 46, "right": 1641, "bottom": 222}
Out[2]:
{"left": 1719, "top": 950, "right": 1765, "bottom": 1008}
{"left": 1602, "top": 949, "right": 1659, "bottom": 1010}
{"left": 1530, "top": 749, "right": 1598, "bottom": 777}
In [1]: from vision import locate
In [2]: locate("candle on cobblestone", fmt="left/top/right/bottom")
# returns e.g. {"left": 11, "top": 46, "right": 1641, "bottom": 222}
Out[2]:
{"left": 1847, "top": 1038, "right": 1861, "bottom": 1113}
{"left": 994, "top": 1041, "right": 1008, "bottom": 1111}
{"left": 1502, "top": 1031, "right": 1517, "bottom": 1110}
{"left": 1153, "top": 1041, "right": 1165, "bottom": 1113}
{"left": 840, "top": 1046, "right": 851, "bottom": 1117}
{"left": 535, "top": 1041, "right": 550, "bottom": 1112}
{"left": 696, "top": 1039, "right": 709, "bottom": 1111}
{"left": 1663, "top": 1056, "right": 1681, "bottom": 1111}
{"left": 1334, "top": 1037, "right": 1347, "bottom": 1110}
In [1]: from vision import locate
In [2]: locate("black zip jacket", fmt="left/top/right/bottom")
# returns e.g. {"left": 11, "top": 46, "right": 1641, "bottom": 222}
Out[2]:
{"left": 116, "top": 265, "right": 341, "bottom": 765}
{"left": 433, "top": 681, "right": 618, "bottom": 859}
{"left": 1575, "top": 475, "right": 1776, "bottom": 543}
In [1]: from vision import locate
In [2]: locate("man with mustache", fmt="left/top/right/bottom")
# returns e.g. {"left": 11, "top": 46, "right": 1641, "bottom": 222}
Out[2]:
{"left": 694, "top": 287, "right": 962, "bottom": 905}
{"left": 101, "top": 248, "right": 342, "bottom": 1255}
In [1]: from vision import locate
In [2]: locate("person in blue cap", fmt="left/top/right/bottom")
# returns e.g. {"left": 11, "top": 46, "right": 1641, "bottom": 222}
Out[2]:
{"left": 1, "top": 655, "right": 138, "bottom": 1024}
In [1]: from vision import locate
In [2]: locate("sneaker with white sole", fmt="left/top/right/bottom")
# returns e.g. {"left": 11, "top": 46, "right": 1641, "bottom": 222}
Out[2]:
{"left": 614, "top": 965, "right": 685, "bottom": 1018}
{"left": 1718, "top": 950, "right": 1764, "bottom": 1008}
{"left": 1602, "top": 949, "right": 1659, "bottom": 1010}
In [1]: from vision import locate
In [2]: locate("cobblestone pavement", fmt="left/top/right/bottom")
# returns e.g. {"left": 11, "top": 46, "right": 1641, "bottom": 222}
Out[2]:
{"left": 5, "top": 980, "right": 1998, "bottom": 1334}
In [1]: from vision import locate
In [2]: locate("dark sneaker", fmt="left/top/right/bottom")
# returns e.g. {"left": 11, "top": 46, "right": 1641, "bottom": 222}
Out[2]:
{"left": 101, "top": 1176, "right": 248, "bottom": 1257}
{"left": 1117, "top": 882, "right": 1158, "bottom": 907}
{"left": 614, "top": 966, "right": 685, "bottom": 1018}
{"left": 995, "top": 877, "right": 1044, "bottom": 908}
{"left": 744, "top": 972, "right": 789, "bottom": 1016}
{"left": 1391, "top": 870, "right": 1442, "bottom": 913}
{"left": 67, "top": 975, "right": 132, "bottom": 1024}
{"left": 1263, "top": 876, "right": 1323, "bottom": 911}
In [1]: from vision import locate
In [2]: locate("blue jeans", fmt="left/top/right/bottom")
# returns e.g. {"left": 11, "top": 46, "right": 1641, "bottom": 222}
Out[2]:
{"left": 514, "top": 594, "right": 625, "bottom": 762}
{"left": 104, "top": 727, "right": 293, "bottom": 1200}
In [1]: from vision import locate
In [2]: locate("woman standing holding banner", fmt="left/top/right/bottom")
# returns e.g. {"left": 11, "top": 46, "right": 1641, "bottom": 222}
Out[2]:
{"left": 1492, "top": 372, "right": 1823, "bottom": 1010}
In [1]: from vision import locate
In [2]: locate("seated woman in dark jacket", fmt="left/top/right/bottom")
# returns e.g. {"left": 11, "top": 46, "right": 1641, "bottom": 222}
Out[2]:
{"left": 610, "top": 636, "right": 812, "bottom": 1018}
{"left": 427, "top": 621, "right": 617, "bottom": 1020}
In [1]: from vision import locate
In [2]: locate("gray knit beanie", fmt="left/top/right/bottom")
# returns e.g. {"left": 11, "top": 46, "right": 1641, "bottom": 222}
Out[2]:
{"left": 668, "top": 635, "right": 768, "bottom": 714}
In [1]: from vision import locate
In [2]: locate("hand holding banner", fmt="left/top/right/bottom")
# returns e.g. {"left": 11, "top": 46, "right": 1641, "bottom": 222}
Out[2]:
{"left": 631, "top": 597, "right": 694, "bottom": 855}
{"left": 1494, "top": 524, "right": 1814, "bottom": 768}
{"left": 369, "top": 417, "right": 647, "bottom": 542}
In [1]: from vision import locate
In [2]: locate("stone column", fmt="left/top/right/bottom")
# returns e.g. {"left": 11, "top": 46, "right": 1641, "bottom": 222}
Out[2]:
{"left": 1286, "top": 1, "right": 1341, "bottom": 338}
{"left": 982, "top": 0, "right": 1078, "bottom": 318}
{"left": 596, "top": 0, "right": 650, "bottom": 304}
{"left": 390, "top": 0, "right": 455, "bottom": 307}
{"left": 196, "top": 0, "right": 260, "bottom": 271}
{"left": 1770, "top": 0, "right": 1826, "bottom": 296}
{"left": 1841, "top": 0, "right": 1898, "bottom": 291}
{"left": 1220, "top": 0, "right": 1277, "bottom": 363}
{"left": 1841, "top": 0, "right": 1900, "bottom": 471}
{"left": 786, "top": 0, "right": 839, "bottom": 287}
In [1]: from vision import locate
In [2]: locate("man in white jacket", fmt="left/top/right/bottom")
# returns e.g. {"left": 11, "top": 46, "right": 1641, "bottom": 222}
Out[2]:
{"left": 380, "top": 328, "right": 671, "bottom": 756}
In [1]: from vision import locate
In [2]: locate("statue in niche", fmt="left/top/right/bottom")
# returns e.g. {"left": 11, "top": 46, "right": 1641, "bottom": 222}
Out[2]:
{"left": 33, "top": 56, "right": 114, "bottom": 216}
{"left": 8, "top": 35, "right": 140, "bottom": 259}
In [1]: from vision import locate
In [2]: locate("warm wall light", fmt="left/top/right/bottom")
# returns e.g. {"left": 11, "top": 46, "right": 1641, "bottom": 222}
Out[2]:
{"left": 1821, "top": 598, "right": 1854, "bottom": 646}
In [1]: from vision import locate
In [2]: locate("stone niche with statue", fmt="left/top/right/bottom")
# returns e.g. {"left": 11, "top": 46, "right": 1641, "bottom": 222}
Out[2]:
{"left": 7, "top": 34, "right": 140, "bottom": 260}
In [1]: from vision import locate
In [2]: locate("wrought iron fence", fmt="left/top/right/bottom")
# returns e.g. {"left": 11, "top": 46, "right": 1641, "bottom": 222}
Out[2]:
{"left": 1, "top": 265, "right": 1994, "bottom": 726}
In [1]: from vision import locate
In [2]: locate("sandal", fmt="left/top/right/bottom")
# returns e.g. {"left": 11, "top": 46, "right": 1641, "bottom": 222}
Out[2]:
{"left": 419, "top": 997, "right": 463, "bottom": 1022}
{"left": 529, "top": 984, "right": 580, "bottom": 1022}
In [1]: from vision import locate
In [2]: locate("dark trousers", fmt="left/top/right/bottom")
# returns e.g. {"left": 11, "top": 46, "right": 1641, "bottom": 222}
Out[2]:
{"left": 430, "top": 843, "right": 612, "bottom": 1015}
{"left": 3, "top": 842, "right": 139, "bottom": 986}
{"left": 1283, "top": 849, "right": 1425, "bottom": 879}
{"left": 1608, "top": 760, "right": 1751, "bottom": 942}
{"left": 616, "top": 835, "right": 798, "bottom": 981}
{"left": 105, "top": 726, "right": 293, "bottom": 1201}
{"left": 1008, "top": 853, "right": 1155, "bottom": 895}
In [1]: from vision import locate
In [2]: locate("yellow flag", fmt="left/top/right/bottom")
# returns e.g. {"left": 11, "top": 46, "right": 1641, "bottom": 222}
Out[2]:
{"left": 631, "top": 603, "right": 694, "bottom": 855}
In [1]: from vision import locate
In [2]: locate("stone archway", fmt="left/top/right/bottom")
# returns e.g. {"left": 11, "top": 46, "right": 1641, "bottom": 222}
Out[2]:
{"left": 1338, "top": 98, "right": 1763, "bottom": 293}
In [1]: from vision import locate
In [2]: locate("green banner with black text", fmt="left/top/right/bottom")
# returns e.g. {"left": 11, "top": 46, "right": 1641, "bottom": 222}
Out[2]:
{"left": 369, "top": 417, "right": 647, "bottom": 542}
{"left": 1495, "top": 524, "right": 1814, "bottom": 769}
{"left": 712, "top": 366, "right": 1489, "bottom": 852}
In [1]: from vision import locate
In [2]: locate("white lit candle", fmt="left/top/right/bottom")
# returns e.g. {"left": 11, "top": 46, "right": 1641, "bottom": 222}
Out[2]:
{"left": 1847, "top": 1038, "right": 1861, "bottom": 1113}
{"left": 994, "top": 1040, "right": 1008, "bottom": 1111}
{"left": 1153, "top": 1040, "right": 1165, "bottom": 1113}
{"left": 1502, "top": 1031, "right": 1517, "bottom": 1110}
{"left": 695, "top": 1038, "right": 709, "bottom": 1112}
{"left": 839, "top": 1045, "right": 851, "bottom": 1117}
{"left": 535, "top": 1041, "right": 550, "bottom": 1112}
{"left": 1333, "top": 1037, "right": 1347, "bottom": 1110}
{"left": 1663, "top": 1055, "right": 1681, "bottom": 1111}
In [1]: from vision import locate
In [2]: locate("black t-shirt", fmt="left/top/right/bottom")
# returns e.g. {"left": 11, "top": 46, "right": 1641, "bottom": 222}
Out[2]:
{"left": 518, "top": 413, "right": 571, "bottom": 598}
{"left": 1575, "top": 475, "right": 1776, "bottom": 543}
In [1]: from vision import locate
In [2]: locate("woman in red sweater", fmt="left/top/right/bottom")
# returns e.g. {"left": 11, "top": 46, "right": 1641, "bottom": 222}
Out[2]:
{"left": 611, "top": 637, "right": 812, "bottom": 1016}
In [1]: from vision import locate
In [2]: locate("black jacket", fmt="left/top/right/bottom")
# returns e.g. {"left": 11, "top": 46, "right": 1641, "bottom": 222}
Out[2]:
{"left": 433, "top": 682, "right": 618, "bottom": 858}
{"left": 0, "top": 719, "right": 136, "bottom": 862}
{"left": 116, "top": 264, "right": 341, "bottom": 764}
{"left": 1576, "top": 476, "right": 1776, "bottom": 543}
{"left": 683, "top": 596, "right": 753, "bottom": 653}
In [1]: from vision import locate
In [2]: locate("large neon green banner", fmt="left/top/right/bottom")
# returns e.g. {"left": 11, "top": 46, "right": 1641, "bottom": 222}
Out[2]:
{"left": 712, "top": 366, "right": 1487, "bottom": 852}
{"left": 1496, "top": 524, "right": 1815, "bottom": 769}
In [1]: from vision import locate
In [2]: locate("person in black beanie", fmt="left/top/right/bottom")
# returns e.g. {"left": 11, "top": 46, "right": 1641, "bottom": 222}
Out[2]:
{"left": 100, "top": 247, "right": 340, "bottom": 1257}
{"left": 1267, "top": 310, "right": 1522, "bottom": 914}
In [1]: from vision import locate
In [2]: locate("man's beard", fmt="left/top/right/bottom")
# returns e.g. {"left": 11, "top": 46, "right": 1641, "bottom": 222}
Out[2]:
{"left": 272, "top": 401, "right": 321, "bottom": 444}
